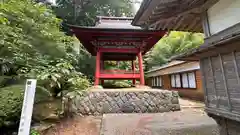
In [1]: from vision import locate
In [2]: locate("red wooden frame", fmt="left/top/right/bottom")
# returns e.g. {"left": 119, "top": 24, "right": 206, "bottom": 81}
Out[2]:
{"left": 98, "top": 48, "right": 139, "bottom": 53}
{"left": 70, "top": 21, "right": 166, "bottom": 86}
{"left": 93, "top": 50, "right": 145, "bottom": 85}
{"left": 132, "top": 60, "right": 136, "bottom": 85}
{"left": 138, "top": 51, "right": 145, "bottom": 85}
{"left": 100, "top": 73, "right": 141, "bottom": 79}
{"left": 94, "top": 51, "right": 101, "bottom": 85}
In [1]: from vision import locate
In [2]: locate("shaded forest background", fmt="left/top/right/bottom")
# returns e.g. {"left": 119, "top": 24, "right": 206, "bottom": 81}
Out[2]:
{"left": 0, "top": 0, "right": 203, "bottom": 133}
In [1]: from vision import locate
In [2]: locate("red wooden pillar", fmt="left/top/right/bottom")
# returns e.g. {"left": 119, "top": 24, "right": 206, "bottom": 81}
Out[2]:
{"left": 100, "top": 60, "right": 104, "bottom": 85}
{"left": 132, "top": 60, "right": 136, "bottom": 85}
{"left": 94, "top": 51, "right": 101, "bottom": 85}
{"left": 138, "top": 51, "right": 145, "bottom": 85}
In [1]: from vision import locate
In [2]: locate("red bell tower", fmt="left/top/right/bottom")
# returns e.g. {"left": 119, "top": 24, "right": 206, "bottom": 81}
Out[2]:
{"left": 70, "top": 16, "right": 166, "bottom": 86}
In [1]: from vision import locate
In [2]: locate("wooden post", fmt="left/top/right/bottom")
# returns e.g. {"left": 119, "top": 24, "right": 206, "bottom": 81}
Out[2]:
{"left": 209, "top": 57, "right": 219, "bottom": 108}
{"left": 132, "top": 60, "right": 136, "bottom": 85}
{"left": 100, "top": 60, "right": 104, "bottom": 85}
{"left": 94, "top": 51, "right": 101, "bottom": 85}
{"left": 200, "top": 59, "right": 209, "bottom": 107}
{"left": 138, "top": 51, "right": 145, "bottom": 85}
{"left": 219, "top": 54, "right": 232, "bottom": 111}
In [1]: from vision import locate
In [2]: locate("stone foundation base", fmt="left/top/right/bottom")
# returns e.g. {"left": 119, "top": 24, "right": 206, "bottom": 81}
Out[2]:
{"left": 63, "top": 89, "right": 180, "bottom": 115}
{"left": 209, "top": 114, "right": 240, "bottom": 135}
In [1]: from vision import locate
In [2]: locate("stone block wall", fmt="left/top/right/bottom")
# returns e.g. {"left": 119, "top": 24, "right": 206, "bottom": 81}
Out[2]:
{"left": 63, "top": 89, "right": 180, "bottom": 115}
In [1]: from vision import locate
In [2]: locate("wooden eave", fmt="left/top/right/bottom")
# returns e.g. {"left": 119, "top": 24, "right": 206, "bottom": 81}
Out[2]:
{"left": 132, "top": 0, "right": 219, "bottom": 32}
{"left": 146, "top": 61, "right": 186, "bottom": 73}
{"left": 172, "top": 23, "right": 240, "bottom": 61}
{"left": 69, "top": 24, "right": 166, "bottom": 57}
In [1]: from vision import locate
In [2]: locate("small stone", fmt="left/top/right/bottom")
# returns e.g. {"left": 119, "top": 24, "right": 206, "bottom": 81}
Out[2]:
{"left": 102, "top": 102, "right": 111, "bottom": 113}
{"left": 96, "top": 105, "right": 103, "bottom": 113}
{"left": 158, "top": 106, "right": 171, "bottom": 112}
{"left": 88, "top": 104, "right": 96, "bottom": 112}
{"left": 114, "top": 92, "right": 119, "bottom": 97}
{"left": 83, "top": 104, "right": 90, "bottom": 113}
{"left": 125, "top": 94, "right": 131, "bottom": 100}
{"left": 116, "top": 100, "right": 124, "bottom": 108}
{"left": 172, "top": 91, "right": 179, "bottom": 97}
{"left": 170, "top": 104, "right": 181, "bottom": 111}
{"left": 120, "top": 102, "right": 134, "bottom": 113}
{"left": 143, "top": 93, "right": 150, "bottom": 99}
{"left": 106, "top": 96, "right": 113, "bottom": 102}
{"left": 93, "top": 111, "right": 100, "bottom": 116}
{"left": 78, "top": 106, "right": 86, "bottom": 114}
{"left": 152, "top": 97, "right": 160, "bottom": 105}
{"left": 139, "top": 105, "right": 148, "bottom": 112}
{"left": 120, "top": 95, "right": 128, "bottom": 102}
{"left": 171, "top": 97, "right": 179, "bottom": 104}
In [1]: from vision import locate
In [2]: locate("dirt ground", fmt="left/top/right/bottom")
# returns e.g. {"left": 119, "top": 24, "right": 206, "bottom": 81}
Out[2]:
{"left": 44, "top": 116, "right": 102, "bottom": 135}
{"left": 43, "top": 97, "right": 206, "bottom": 135}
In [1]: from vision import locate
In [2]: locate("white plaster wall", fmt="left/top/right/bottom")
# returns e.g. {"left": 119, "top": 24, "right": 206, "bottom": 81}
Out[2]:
{"left": 207, "top": 0, "right": 240, "bottom": 35}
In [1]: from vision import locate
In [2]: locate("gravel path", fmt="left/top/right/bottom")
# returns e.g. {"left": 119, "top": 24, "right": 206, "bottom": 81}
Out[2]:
{"left": 43, "top": 91, "right": 209, "bottom": 135}
{"left": 44, "top": 116, "right": 102, "bottom": 135}
{"left": 101, "top": 108, "right": 219, "bottom": 135}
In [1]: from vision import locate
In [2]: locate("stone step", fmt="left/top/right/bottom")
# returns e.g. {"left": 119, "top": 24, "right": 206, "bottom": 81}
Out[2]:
{"left": 100, "top": 109, "right": 219, "bottom": 135}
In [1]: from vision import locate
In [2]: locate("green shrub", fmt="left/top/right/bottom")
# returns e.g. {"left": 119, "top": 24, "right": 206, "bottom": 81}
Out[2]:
{"left": 35, "top": 86, "right": 52, "bottom": 103}
{"left": 32, "top": 62, "right": 91, "bottom": 96}
{"left": 103, "top": 80, "right": 132, "bottom": 88}
{"left": 0, "top": 85, "right": 24, "bottom": 127}
{"left": 0, "top": 85, "right": 52, "bottom": 127}
{"left": 30, "top": 129, "right": 40, "bottom": 135}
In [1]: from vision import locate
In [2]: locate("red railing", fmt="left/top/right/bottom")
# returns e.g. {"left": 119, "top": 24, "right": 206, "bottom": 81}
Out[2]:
{"left": 99, "top": 70, "right": 140, "bottom": 79}
{"left": 101, "top": 70, "right": 139, "bottom": 74}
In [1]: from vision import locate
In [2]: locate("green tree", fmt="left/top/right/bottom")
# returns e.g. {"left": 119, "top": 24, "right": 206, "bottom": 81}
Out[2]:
{"left": 145, "top": 31, "right": 204, "bottom": 70}
{"left": 54, "top": 0, "right": 134, "bottom": 26}
{"left": 0, "top": 0, "right": 90, "bottom": 95}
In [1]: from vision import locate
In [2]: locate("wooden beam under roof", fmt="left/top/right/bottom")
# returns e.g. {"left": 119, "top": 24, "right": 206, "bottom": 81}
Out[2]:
{"left": 148, "top": 0, "right": 208, "bottom": 24}
{"left": 132, "top": 0, "right": 219, "bottom": 32}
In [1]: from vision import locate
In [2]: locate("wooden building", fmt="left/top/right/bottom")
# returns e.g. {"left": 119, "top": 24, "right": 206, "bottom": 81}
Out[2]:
{"left": 70, "top": 17, "right": 165, "bottom": 86}
{"left": 133, "top": 0, "right": 240, "bottom": 134}
{"left": 146, "top": 61, "right": 204, "bottom": 101}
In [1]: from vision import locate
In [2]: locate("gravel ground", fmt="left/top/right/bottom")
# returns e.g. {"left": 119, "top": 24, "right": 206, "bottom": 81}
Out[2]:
{"left": 43, "top": 92, "right": 209, "bottom": 135}
{"left": 44, "top": 116, "right": 102, "bottom": 135}
{"left": 101, "top": 108, "right": 219, "bottom": 135}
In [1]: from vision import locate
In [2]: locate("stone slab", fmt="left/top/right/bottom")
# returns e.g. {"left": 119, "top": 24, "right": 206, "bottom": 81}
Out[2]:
{"left": 101, "top": 109, "right": 219, "bottom": 135}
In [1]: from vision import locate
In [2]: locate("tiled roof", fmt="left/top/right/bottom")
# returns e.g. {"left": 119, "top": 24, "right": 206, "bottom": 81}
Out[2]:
{"left": 146, "top": 61, "right": 186, "bottom": 73}
{"left": 146, "top": 60, "right": 200, "bottom": 77}
{"left": 95, "top": 16, "right": 141, "bottom": 29}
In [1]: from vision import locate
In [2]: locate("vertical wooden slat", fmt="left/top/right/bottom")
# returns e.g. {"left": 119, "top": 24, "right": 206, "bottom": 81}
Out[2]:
{"left": 232, "top": 51, "right": 240, "bottom": 84}
{"left": 219, "top": 54, "right": 232, "bottom": 111}
{"left": 200, "top": 59, "right": 209, "bottom": 106}
{"left": 187, "top": 73, "right": 190, "bottom": 88}
{"left": 201, "top": 11, "right": 211, "bottom": 37}
{"left": 209, "top": 57, "right": 219, "bottom": 108}
{"left": 175, "top": 75, "right": 177, "bottom": 88}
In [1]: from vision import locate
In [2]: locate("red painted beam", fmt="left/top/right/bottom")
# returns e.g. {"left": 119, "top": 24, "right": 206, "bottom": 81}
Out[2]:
{"left": 94, "top": 39, "right": 145, "bottom": 42}
{"left": 101, "top": 69, "right": 139, "bottom": 73}
{"left": 98, "top": 48, "right": 139, "bottom": 53}
{"left": 99, "top": 73, "right": 140, "bottom": 79}
{"left": 73, "top": 29, "right": 166, "bottom": 36}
